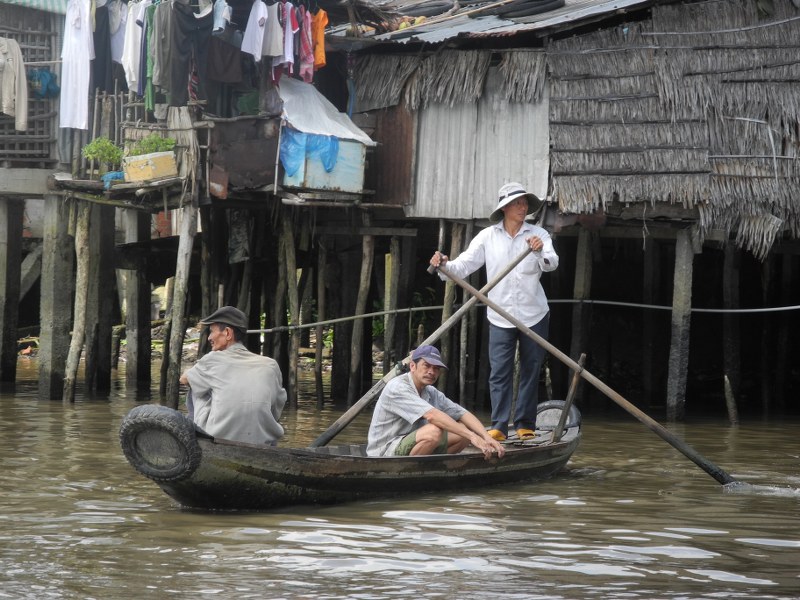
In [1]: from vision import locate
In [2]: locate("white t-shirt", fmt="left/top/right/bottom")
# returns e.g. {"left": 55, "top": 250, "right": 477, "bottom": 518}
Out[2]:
{"left": 241, "top": 0, "right": 268, "bottom": 61}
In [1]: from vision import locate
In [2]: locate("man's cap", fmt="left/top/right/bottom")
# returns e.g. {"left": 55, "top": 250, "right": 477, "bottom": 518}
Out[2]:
{"left": 411, "top": 345, "right": 448, "bottom": 369}
{"left": 489, "top": 182, "right": 543, "bottom": 223}
{"left": 199, "top": 306, "right": 248, "bottom": 331}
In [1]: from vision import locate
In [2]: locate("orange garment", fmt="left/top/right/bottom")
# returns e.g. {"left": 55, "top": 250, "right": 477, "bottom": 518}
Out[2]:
{"left": 311, "top": 9, "right": 328, "bottom": 70}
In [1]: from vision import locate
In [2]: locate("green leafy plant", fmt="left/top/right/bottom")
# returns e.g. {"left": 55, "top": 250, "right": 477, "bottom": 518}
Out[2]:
{"left": 81, "top": 136, "right": 122, "bottom": 173}
{"left": 129, "top": 134, "right": 177, "bottom": 157}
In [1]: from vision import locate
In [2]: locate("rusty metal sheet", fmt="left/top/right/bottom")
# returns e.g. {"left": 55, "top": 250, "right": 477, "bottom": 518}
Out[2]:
{"left": 368, "top": 105, "right": 415, "bottom": 207}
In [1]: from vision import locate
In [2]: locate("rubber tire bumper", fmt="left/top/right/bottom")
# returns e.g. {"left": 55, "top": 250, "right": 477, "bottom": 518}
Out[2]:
{"left": 536, "top": 399, "right": 582, "bottom": 430}
{"left": 119, "top": 404, "right": 202, "bottom": 483}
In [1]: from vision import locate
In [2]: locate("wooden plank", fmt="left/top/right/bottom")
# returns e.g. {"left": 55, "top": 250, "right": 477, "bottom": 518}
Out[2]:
{"left": 314, "top": 226, "right": 417, "bottom": 237}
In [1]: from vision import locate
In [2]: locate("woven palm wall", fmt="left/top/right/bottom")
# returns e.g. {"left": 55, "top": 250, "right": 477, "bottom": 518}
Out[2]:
{"left": 549, "top": 0, "right": 800, "bottom": 259}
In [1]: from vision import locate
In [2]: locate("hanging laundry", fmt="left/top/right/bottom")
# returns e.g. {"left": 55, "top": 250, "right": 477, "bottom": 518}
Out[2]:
{"left": 212, "top": 0, "right": 232, "bottom": 34}
{"left": 93, "top": 1, "right": 115, "bottom": 93}
{"left": 311, "top": 8, "right": 327, "bottom": 70}
{"left": 121, "top": 1, "right": 142, "bottom": 87}
{"left": 272, "top": 1, "right": 298, "bottom": 78}
{"left": 168, "top": 0, "right": 213, "bottom": 107}
{"left": 60, "top": 0, "right": 95, "bottom": 129}
{"left": 108, "top": 0, "right": 127, "bottom": 64}
{"left": 241, "top": 0, "right": 268, "bottom": 62}
{"left": 261, "top": 0, "right": 283, "bottom": 58}
{"left": 0, "top": 37, "right": 28, "bottom": 131}
{"left": 298, "top": 6, "right": 313, "bottom": 82}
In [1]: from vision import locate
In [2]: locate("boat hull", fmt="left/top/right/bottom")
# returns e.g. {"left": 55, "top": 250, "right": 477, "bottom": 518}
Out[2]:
{"left": 120, "top": 403, "right": 580, "bottom": 511}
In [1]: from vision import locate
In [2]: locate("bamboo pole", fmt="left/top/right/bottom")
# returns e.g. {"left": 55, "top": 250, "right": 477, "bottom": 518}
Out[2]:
{"left": 435, "top": 262, "right": 738, "bottom": 486}
{"left": 310, "top": 247, "right": 533, "bottom": 448}
{"left": 553, "top": 354, "right": 586, "bottom": 442}
{"left": 62, "top": 201, "right": 91, "bottom": 403}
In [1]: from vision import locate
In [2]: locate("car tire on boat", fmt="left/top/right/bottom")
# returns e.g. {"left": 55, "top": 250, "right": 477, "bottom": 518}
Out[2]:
{"left": 119, "top": 404, "right": 202, "bottom": 483}
{"left": 536, "top": 399, "right": 581, "bottom": 430}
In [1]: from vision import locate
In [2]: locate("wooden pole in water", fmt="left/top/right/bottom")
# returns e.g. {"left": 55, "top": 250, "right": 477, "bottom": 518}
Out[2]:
{"left": 310, "top": 247, "right": 534, "bottom": 448}
{"left": 347, "top": 229, "right": 375, "bottom": 405}
{"left": 282, "top": 217, "right": 300, "bottom": 406}
{"left": 434, "top": 263, "right": 738, "bottom": 486}
{"left": 62, "top": 201, "right": 91, "bottom": 403}
{"left": 315, "top": 243, "right": 327, "bottom": 407}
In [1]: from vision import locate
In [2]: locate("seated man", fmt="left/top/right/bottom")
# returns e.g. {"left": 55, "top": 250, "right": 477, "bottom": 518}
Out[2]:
{"left": 180, "top": 306, "right": 287, "bottom": 445}
{"left": 367, "top": 345, "right": 506, "bottom": 459}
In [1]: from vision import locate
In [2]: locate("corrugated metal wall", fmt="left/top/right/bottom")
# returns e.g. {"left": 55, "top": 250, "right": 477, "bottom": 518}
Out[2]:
{"left": 407, "top": 67, "right": 549, "bottom": 220}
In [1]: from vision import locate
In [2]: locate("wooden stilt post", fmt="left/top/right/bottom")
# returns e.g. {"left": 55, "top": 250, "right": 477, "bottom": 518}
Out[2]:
{"left": 124, "top": 209, "right": 152, "bottom": 389}
{"left": 347, "top": 226, "right": 375, "bottom": 406}
{"left": 159, "top": 276, "right": 175, "bottom": 397}
{"left": 383, "top": 236, "right": 400, "bottom": 374}
{"left": 775, "top": 253, "right": 793, "bottom": 409}
{"left": 315, "top": 242, "right": 327, "bottom": 407}
{"left": 165, "top": 203, "right": 198, "bottom": 408}
{"left": 666, "top": 229, "right": 694, "bottom": 421}
{"left": 570, "top": 228, "right": 593, "bottom": 364}
{"left": 642, "top": 239, "right": 659, "bottom": 406}
{"left": 84, "top": 204, "right": 115, "bottom": 393}
{"left": 281, "top": 216, "right": 300, "bottom": 406}
{"left": 63, "top": 201, "right": 92, "bottom": 403}
{"left": 272, "top": 225, "right": 288, "bottom": 370}
{"left": 722, "top": 244, "right": 740, "bottom": 419}
{"left": 439, "top": 222, "right": 463, "bottom": 394}
{"left": 39, "top": 195, "right": 75, "bottom": 399}
{"left": 459, "top": 221, "right": 474, "bottom": 407}
{"left": 759, "top": 256, "right": 773, "bottom": 417}
{"left": 0, "top": 197, "right": 23, "bottom": 383}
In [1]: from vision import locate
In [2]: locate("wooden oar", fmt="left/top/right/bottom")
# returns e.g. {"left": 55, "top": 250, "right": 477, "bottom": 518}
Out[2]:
{"left": 434, "top": 262, "right": 738, "bottom": 486}
{"left": 309, "top": 247, "right": 533, "bottom": 448}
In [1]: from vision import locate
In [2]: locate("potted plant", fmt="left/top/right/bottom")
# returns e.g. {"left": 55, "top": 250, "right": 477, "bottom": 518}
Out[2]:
{"left": 128, "top": 133, "right": 177, "bottom": 157}
{"left": 81, "top": 136, "right": 123, "bottom": 179}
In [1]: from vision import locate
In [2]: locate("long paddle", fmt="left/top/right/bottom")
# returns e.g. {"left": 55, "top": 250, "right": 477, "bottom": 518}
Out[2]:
{"left": 309, "top": 247, "right": 534, "bottom": 447}
{"left": 433, "top": 262, "right": 738, "bottom": 486}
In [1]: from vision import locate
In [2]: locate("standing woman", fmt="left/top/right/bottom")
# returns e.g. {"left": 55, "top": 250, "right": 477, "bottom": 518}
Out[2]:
{"left": 430, "top": 182, "right": 559, "bottom": 441}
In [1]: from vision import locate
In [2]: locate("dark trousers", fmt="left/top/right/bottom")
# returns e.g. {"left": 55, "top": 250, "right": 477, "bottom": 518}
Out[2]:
{"left": 169, "top": 3, "right": 213, "bottom": 106}
{"left": 488, "top": 314, "right": 549, "bottom": 434}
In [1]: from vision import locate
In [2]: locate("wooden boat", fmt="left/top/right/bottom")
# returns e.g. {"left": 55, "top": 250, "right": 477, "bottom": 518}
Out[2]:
{"left": 119, "top": 400, "right": 581, "bottom": 511}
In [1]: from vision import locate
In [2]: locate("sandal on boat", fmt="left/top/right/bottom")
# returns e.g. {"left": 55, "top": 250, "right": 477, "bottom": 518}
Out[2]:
{"left": 516, "top": 428, "right": 535, "bottom": 440}
{"left": 487, "top": 429, "right": 507, "bottom": 442}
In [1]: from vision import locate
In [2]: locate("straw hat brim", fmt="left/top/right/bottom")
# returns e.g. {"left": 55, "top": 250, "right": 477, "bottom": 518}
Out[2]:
{"left": 489, "top": 191, "right": 542, "bottom": 223}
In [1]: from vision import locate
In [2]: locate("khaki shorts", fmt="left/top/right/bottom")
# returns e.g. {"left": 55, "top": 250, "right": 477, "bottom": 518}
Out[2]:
{"left": 394, "top": 429, "right": 448, "bottom": 456}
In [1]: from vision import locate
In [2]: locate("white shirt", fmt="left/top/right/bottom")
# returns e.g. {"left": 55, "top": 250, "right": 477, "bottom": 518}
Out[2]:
{"left": 440, "top": 221, "right": 559, "bottom": 328}
{"left": 241, "top": 0, "right": 268, "bottom": 61}
{"left": 59, "top": 0, "right": 94, "bottom": 129}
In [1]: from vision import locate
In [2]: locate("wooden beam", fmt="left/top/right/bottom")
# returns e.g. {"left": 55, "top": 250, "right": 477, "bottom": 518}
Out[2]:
{"left": 314, "top": 226, "right": 417, "bottom": 237}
